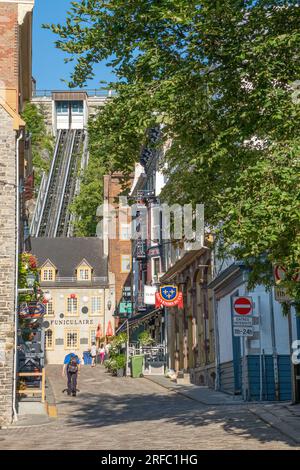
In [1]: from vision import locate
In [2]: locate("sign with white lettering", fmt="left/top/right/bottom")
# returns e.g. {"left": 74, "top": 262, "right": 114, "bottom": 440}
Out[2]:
{"left": 233, "top": 326, "right": 254, "bottom": 337}
{"left": 144, "top": 285, "right": 157, "bottom": 305}
{"left": 233, "top": 316, "right": 253, "bottom": 327}
{"left": 233, "top": 297, "right": 253, "bottom": 316}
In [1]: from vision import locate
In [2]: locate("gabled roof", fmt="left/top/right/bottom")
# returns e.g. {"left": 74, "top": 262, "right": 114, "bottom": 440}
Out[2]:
{"left": 40, "top": 259, "right": 57, "bottom": 270}
{"left": 31, "top": 238, "right": 108, "bottom": 285}
{"left": 75, "top": 258, "right": 93, "bottom": 270}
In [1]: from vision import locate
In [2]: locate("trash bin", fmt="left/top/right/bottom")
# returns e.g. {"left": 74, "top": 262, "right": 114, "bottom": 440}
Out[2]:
{"left": 83, "top": 351, "right": 92, "bottom": 365}
{"left": 130, "top": 355, "right": 144, "bottom": 378}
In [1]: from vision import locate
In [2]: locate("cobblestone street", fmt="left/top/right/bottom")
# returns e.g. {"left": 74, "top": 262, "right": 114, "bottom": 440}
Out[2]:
{"left": 0, "top": 366, "right": 299, "bottom": 450}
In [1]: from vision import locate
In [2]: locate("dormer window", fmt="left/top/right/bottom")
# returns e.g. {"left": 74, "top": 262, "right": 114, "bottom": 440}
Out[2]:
{"left": 76, "top": 259, "right": 92, "bottom": 281}
{"left": 43, "top": 269, "right": 54, "bottom": 281}
{"left": 79, "top": 268, "right": 90, "bottom": 280}
{"left": 40, "top": 260, "right": 56, "bottom": 282}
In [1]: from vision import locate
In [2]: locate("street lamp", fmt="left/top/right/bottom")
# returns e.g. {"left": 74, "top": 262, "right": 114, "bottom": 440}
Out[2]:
{"left": 107, "top": 300, "right": 112, "bottom": 310}
{"left": 26, "top": 273, "right": 36, "bottom": 289}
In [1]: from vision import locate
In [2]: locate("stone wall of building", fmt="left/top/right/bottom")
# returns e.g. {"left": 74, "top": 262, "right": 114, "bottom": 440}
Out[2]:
{"left": 0, "top": 105, "right": 17, "bottom": 426}
{"left": 31, "top": 97, "right": 53, "bottom": 135}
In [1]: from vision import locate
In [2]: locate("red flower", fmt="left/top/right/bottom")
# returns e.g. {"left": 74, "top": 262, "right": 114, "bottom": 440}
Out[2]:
{"left": 29, "top": 255, "right": 37, "bottom": 269}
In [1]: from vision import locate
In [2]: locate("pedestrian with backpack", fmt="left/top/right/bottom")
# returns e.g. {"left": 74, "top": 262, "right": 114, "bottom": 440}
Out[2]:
{"left": 62, "top": 352, "right": 81, "bottom": 396}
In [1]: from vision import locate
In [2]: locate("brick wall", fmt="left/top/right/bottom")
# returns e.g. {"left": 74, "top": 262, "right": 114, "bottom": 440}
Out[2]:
{"left": 104, "top": 174, "right": 133, "bottom": 317}
{"left": 0, "top": 2, "right": 18, "bottom": 99}
{"left": 0, "top": 105, "right": 17, "bottom": 426}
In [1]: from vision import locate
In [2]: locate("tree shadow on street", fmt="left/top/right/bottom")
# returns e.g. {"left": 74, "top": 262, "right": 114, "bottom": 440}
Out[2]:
{"left": 59, "top": 381, "right": 298, "bottom": 448}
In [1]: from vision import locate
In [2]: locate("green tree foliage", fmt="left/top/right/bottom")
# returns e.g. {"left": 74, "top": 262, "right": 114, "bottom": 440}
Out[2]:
{"left": 22, "top": 103, "right": 54, "bottom": 188}
{"left": 46, "top": 1, "right": 300, "bottom": 295}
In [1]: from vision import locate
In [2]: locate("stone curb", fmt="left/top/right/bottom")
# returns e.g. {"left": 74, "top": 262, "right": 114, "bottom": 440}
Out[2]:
{"left": 45, "top": 375, "right": 58, "bottom": 419}
{"left": 144, "top": 376, "right": 246, "bottom": 406}
{"left": 249, "top": 407, "right": 300, "bottom": 445}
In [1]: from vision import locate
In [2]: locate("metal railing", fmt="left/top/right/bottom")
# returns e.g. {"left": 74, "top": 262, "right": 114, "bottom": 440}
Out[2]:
{"left": 32, "top": 89, "right": 116, "bottom": 98}
{"left": 40, "top": 276, "right": 107, "bottom": 284}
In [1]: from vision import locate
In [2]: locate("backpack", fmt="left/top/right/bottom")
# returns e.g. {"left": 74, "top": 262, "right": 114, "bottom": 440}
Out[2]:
{"left": 67, "top": 356, "right": 78, "bottom": 374}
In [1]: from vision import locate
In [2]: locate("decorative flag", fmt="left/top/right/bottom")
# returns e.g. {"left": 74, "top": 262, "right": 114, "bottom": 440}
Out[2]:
{"left": 155, "top": 285, "right": 184, "bottom": 309}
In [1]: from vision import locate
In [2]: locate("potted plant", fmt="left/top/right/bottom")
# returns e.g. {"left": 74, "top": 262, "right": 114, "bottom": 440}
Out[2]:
{"left": 113, "top": 354, "right": 126, "bottom": 377}
{"left": 104, "top": 358, "right": 117, "bottom": 373}
{"left": 138, "top": 331, "right": 155, "bottom": 346}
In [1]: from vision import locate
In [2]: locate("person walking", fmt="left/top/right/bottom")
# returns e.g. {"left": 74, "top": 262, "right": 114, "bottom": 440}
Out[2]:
{"left": 90, "top": 342, "right": 97, "bottom": 367}
{"left": 105, "top": 342, "right": 111, "bottom": 360}
{"left": 99, "top": 344, "right": 106, "bottom": 365}
{"left": 62, "top": 352, "right": 80, "bottom": 397}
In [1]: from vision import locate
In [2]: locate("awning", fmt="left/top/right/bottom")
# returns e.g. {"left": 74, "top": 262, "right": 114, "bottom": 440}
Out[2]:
{"left": 116, "top": 308, "right": 163, "bottom": 335}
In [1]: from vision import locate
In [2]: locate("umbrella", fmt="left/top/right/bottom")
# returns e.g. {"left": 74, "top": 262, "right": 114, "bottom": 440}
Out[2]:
{"left": 106, "top": 320, "right": 113, "bottom": 337}
{"left": 96, "top": 324, "right": 102, "bottom": 338}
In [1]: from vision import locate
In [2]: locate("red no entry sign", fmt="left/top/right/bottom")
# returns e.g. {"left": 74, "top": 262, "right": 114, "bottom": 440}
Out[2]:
{"left": 233, "top": 297, "right": 252, "bottom": 316}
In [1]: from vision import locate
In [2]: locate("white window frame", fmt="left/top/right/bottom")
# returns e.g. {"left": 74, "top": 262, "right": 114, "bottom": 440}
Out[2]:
{"left": 90, "top": 296, "right": 102, "bottom": 316}
{"left": 45, "top": 329, "right": 54, "bottom": 350}
{"left": 66, "top": 297, "right": 78, "bottom": 317}
{"left": 121, "top": 255, "right": 131, "bottom": 273}
{"left": 65, "top": 329, "right": 79, "bottom": 350}
{"left": 120, "top": 223, "right": 131, "bottom": 241}
{"left": 45, "top": 300, "right": 54, "bottom": 317}
{"left": 42, "top": 269, "right": 54, "bottom": 281}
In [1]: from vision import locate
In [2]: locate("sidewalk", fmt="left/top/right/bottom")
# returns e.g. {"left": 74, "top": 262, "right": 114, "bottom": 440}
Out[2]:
{"left": 2, "top": 402, "right": 53, "bottom": 429}
{"left": 144, "top": 375, "right": 243, "bottom": 405}
{"left": 146, "top": 375, "right": 300, "bottom": 444}
{"left": 2, "top": 375, "right": 57, "bottom": 429}
{"left": 250, "top": 403, "right": 300, "bottom": 444}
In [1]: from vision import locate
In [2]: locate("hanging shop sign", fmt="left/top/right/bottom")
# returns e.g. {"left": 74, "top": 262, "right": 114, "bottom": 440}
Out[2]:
{"left": 19, "top": 301, "right": 46, "bottom": 319}
{"left": 144, "top": 285, "right": 157, "bottom": 305}
{"left": 119, "top": 302, "right": 133, "bottom": 316}
{"left": 274, "top": 265, "right": 300, "bottom": 284}
{"left": 155, "top": 285, "right": 184, "bottom": 309}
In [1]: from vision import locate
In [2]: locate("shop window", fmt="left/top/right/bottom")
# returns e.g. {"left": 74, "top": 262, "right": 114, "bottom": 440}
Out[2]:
{"left": 89, "top": 329, "right": 97, "bottom": 347}
{"left": 45, "top": 329, "right": 54, "bottom": 350}
{"left": 45, "top": 301, "right": 54, "bottom": 316}
{"left": 65, "top": 330, "right": 79, "bottom": 350}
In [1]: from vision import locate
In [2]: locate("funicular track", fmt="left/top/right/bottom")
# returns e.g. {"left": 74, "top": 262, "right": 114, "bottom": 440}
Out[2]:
{"left": 36, "top": 129, "right": 84, "bottom": 238}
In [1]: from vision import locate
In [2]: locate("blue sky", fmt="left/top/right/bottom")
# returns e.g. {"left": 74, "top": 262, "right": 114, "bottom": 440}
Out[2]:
{"left": 33, "top": 0, "right": 115, "bottom": 90}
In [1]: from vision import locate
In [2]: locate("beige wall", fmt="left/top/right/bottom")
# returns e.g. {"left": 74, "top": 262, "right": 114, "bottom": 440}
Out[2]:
{"left": 43, "top": 287, "right": 114, "bottom": 364}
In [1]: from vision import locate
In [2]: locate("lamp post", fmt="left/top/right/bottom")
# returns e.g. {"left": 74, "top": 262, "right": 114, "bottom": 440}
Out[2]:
{"left": 26, "top": 273, "right": 36, "bottom": 289}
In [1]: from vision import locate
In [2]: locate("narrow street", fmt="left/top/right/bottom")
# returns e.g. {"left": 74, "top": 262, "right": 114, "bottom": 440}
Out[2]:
{"left": 0, "top": 366, "right": 298, "bottom": 450}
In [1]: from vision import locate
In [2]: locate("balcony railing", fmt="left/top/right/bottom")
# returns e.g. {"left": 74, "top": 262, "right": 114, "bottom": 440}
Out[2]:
{"left": 40, "top": 276, "right": 107, "bottom": 284}
{"left": 135, "top": 239, "right": 147, "bottom": 260}
{"left": 32, "top": 89, "right": 116, "bottom": 98}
